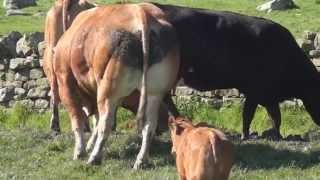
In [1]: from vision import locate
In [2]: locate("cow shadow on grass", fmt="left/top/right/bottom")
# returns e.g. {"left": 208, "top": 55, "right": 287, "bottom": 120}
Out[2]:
{"left": 105, "top": 132, "right": 320, "bottom": 170}
{"left": 106, "top": 132, "right": 175, "bottom": 168}
{"left": 234, "top": 142, "right": 320, "bottom": 170}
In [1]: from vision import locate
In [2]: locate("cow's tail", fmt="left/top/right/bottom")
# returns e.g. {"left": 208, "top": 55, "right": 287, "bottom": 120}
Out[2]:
{"left": 209, "top": 132, "right": 219, "bottom": 163}
{"left": 62, "top": 0, "right": 71, "bottom": 32}
{"left": 209, "top": 131, "right": 221, "bottom": 164}
{"left": 136, "top": 7, "right": 150, "bottom": 132}
{"left": 209, "top": 129, "right": 230, "bottom": 164}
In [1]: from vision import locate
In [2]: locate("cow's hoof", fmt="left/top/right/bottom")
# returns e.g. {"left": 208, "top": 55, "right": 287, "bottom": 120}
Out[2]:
{"left": 73, "top": 151, "right": 87, "bottom": 160}
{"left": 261, "top": 129, "right": 282, "bottom": 141}
{"left": 87, "top": 156, "right": 102, "bottom": 165}
{"left": 241, "top": 135, "right": 248, "bottom": 141}
{"left": 50, "top": 130, "right": 61, "bottom": 137}
{"left": 133, "top": 159, "right": 150, "bottom": 170}
{"left": 241, "top": 132, "right": 258, "bottom": 141}
{"left": 133, "top": 160, "right": 143, "bottom": 170}
{"left": 285, "top": 134, "right": 305, "bottom": 141}
{"left": 85, "top": 144, "right": 93, "bottom": 153}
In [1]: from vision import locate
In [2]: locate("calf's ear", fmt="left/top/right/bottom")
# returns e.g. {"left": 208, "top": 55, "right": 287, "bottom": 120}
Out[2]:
{"left": 168, "top": 116, "right": 186, "bottom": 135}
{"left": 168, "top": 116, "right": 176, "bottom": 127}
{"left": 175, "top": 125, "right": 184, "bottom": 135}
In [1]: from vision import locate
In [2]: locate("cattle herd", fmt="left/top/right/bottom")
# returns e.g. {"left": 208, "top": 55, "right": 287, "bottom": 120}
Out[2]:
{"left": 43, "top": 0, "right": 320, "bottom": 179}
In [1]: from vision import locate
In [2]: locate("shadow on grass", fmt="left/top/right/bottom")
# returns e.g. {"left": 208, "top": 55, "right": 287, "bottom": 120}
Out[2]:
{"left": 235, "top": 143, "right": 320, "bottom": 170}
{"left": 104, "top": 132, "right": 320, "bottom": 170}
{"left": 107, "top": 133, "right": 175, "bottom": 168}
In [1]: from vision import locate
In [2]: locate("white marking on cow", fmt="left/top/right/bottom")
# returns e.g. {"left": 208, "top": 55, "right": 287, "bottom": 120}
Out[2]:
{"left": 86, "top": 113, "right": 99, "bottom": 152}
{"left": 87, "top": 105, "right": 116, "bottom": 164}
{"left": 82, "top": 107, "right": 90, "bottom": 116}
{"left": 73, "top": 128, "right": 85, "bottom": 160}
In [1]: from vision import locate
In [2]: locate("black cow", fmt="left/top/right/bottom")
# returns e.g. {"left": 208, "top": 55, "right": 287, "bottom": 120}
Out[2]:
{"left": 154, "top": 3, "right": 320, "bottom": 140}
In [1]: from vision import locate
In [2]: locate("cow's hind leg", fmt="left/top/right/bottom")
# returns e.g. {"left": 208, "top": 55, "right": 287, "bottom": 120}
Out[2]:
{"left": 87, "top": 57, "right": 135, "bottom": 165}
{"left": 133, "top": 95, "right": 162, "bottom": 169}
{"left": 86, "top": 113, "right": 99, "bottom": 152}
{"left": 87, "top": 100, "right": 116, "bottom": 165}
{"left": 58, "top": 84, "right": 87, "bottom": 160}
{"left": 242, "top": 98, "right": 258, "bottom": 140}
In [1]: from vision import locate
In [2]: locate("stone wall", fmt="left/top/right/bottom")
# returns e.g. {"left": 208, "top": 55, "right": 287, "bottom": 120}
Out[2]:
{"left": 298, "top": 31, "right": 320, "bottom": 70}
{"left": 0, "top": 31, "right": 49, "bottom": 110}
{"left": 0, "top": 30, "right": 319, "bottom": 110}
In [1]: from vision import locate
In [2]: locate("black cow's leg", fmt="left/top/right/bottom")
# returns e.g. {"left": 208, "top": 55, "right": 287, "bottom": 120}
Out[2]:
{"left": 242, "top": 98, "right": 258, "bottom": 140}
{"left": 265, "top": 103, "right": 281, "bottom": 140}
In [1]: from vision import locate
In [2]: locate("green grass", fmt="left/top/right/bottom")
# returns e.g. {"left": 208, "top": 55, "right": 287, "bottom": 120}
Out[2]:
{"left": 175, "top": 98, "right": 319, "bottom": 138}
{"left": 0, "top": 0, "right": 320, "bottom": 37}
{"left": 1, "top": 103, "right": 320, "bottom": 179}
{"left": 1, "top": 0, "right": 320, "bottom": 179}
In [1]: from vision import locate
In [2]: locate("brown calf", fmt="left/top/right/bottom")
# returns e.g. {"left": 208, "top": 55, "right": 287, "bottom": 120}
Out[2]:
{"left": 169, "top": 117, "right": 234, "bottom": 180}
{"left": 53, "top": 3, "right": 180, "bottom": 168}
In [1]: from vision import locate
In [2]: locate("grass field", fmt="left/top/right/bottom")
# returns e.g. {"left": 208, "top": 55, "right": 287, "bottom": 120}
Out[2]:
{"left": 1, "top": 0, "right": 320, "bottom": 179}
{"left": 0, "top": 103, "right": 320, "bottom": 179}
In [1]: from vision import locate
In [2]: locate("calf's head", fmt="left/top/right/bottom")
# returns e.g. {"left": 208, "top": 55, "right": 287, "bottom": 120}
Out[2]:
{"left": 168, "top": 116, "right": 193, "bottom": 154}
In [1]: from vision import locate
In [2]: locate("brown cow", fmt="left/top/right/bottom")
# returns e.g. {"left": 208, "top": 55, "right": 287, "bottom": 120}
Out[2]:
{"left": 44, "top": 0, "right": 176, "bottom": 134}
{"left": 53, "top": 3, "right": 180, "bottom": 168}
{"left": 43, "top": 0, "right": 96, "bottom": 133}
{"left": 169, "top": 117, "right": 233, "bottom": 180}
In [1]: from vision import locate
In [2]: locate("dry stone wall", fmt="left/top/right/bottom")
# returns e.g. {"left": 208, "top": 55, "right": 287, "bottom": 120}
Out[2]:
{"left": 0, "top": 31, "right": 49, "bottom": 110}
{"left": 0, "top": 30, "right": 319, "bottom": 110}
{"left": 298, "top": 31, "right": 320, "bottom": 70}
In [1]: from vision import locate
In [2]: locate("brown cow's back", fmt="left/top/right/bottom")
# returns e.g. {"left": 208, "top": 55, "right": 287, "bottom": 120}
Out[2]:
{"left": 182, "top": 128, "right": 233, "bottom": 180}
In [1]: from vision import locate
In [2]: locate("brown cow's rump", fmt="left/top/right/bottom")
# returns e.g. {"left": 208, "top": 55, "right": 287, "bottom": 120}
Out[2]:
{"left": 53, "top": 3, "right": 180, "bottom": 168}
